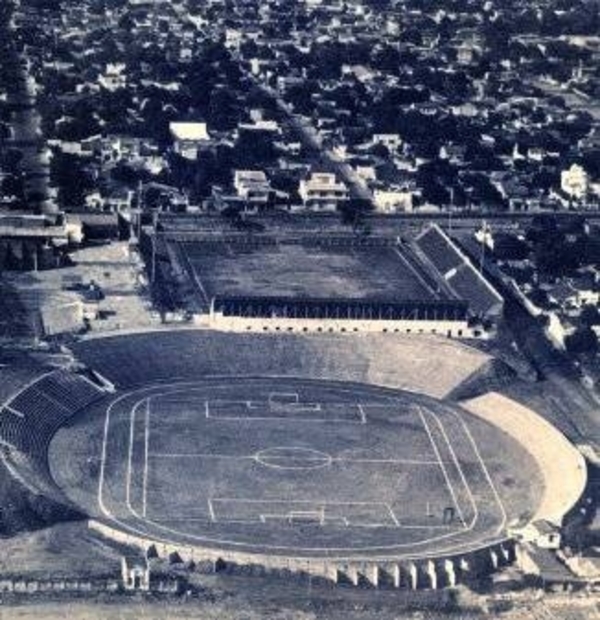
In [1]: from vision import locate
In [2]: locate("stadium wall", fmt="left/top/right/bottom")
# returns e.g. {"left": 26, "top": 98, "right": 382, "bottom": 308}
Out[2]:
{"left": 204, "top": 313, "right": 485, "bottom": 338}
{"left": 88, "top": 520, "right": 514, "bottom": 589}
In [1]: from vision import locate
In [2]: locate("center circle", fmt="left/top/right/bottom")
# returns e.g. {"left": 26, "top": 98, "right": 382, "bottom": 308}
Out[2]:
{"left": 255, "top": 446, "right": 333, "bottom": 470}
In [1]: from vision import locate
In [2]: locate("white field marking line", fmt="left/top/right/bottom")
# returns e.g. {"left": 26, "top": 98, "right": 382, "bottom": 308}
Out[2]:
{"left": 142, "top": 397, "right": 151, "bottom": 518}
{"left": 392, "top": 247, "right": 436, "bottom": 296}
{"left": 163, "top": 387, "right": 398, "bottom": 412}
{"left": 147, "top": 452, "right": 440, "bottom": 466}
{"left": 288, "top": 510, "right": 322, "bottom": 518}
{"left": 421, "top": 407, "right": 470, "bottom": 529}
{"left": 415, "top": 405, "right": 466, "bottom": 527}
{"left": 207, "top": 498, "right": 216, "bottom": 523}
{"left": 97, "top": 388, "right": 127, "bottom": 519}
{"left": 386, "top": 504, "right": 401, "bottom": 527}
{"left": 99, "top": 381, "right": 499, "bottom": 555}
{"left": 136, "top": 382, "right": 471, "bottom": 544}
{"left": 210, "top": 498, "right": 393, "bottom": 507}
{"left": 181, "top": 512, "right": 455, "bottom": 531}
{"left": 150, "top": 453, "right": 258, "bottom": 460}
{"left": 427, "top": 407, "right": 478, "bottom": 530}
{"left": 358, "top": 404, "right": 367, "bottom": 424}
{"left": 270, "top": 403, "right": 322, "bottom": 412}
{"left": 0, "top": 369, "right": 56, "bottom": 412}
{"left": 3, "top": 405, "right": 24, "bottom": 418}
{"left": 187, "top": 397, "right": 369, "bottom": 411}
{"left": 200, "top": 413, "right": 363, "bottom": 424}
{"left": 206, "top": 398, "right": 325, "bottom": 412}
{"left": 181, "top": 398, "right": 252, "bottom": 406}
{"left": 162, "top": 389, "right": 395, "bottom": 413}
{"left": 450, "top": 408, "right": 508, "bottom": 536}
{"left": 204, "top": 399, "right": 341, "bottom": 421}
{"left": 125, "top": 397, "right": 146, "bottom": 515}
{"left": 179, "top": 242, "right": 210, "bottom": 305}
{"left": 187, "top": 517, "right": 455, "bottom": 531}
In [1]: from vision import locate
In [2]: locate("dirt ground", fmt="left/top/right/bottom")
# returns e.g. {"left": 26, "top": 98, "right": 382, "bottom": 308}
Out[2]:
{"left": 3, "top": 241, "right": 160, "bottom": 338}
{"left": 0, "top": 522, "right": 120, "bottom": 579}
{"left": 0, "top": 582, "right": 597, "bottom": 620}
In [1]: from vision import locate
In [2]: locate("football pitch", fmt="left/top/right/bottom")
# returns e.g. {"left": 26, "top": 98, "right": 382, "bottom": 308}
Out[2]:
{"left": 81, "top": 377, "right": 509, "bottom": 559}
{"left": 175, "top": 240, "right": 440, "bottom": 307}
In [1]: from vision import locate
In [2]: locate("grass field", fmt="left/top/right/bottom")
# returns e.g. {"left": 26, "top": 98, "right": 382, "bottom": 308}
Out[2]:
{"left": 178, "top": 240, "right": 438, "bottom": 302}
{"left": 141, "top": 391, "right": 458, "bottom": 532}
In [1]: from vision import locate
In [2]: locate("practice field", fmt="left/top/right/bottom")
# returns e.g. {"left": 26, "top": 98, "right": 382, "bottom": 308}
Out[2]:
{"left": 175, "top": 240, "right": 441, "bottom": 306}
{"left": 49, "top": 377, "right": 541, "bottom": 561}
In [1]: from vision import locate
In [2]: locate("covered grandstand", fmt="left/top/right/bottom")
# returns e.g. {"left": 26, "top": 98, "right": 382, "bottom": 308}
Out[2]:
{"left": 212, "top": 297, "right": 468, "bottom": 321}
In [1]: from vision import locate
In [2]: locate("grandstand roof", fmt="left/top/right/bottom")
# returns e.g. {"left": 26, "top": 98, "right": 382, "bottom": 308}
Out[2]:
{"left": 214, "top": 296, "right": 468, "bottom": 321}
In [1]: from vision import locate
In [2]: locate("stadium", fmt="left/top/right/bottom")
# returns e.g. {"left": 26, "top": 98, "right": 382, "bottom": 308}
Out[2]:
{"left": 0, "top": 328, "right": 587, "bottom": 589}
{"left": 146, "top": 224, "right": 504, "bottom": 338}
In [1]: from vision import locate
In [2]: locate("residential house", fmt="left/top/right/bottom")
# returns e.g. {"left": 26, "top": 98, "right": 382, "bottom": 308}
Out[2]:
{"left": 169, "top": 122, "right": 210, "bottom": 160}
{"left": 298, "top": 172, "right": 348, "bottom": 211}
{"left": 233, "top": 170, "right": 271, "bottom": 205}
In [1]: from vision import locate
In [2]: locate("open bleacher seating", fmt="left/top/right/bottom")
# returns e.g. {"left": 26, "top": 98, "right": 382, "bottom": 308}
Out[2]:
{"left": 415, "top": 225, "right": 503, "bottom": 319}
{"left": 415, "top": 226, "right": 464, "bottom": 276}
{"left": 0, "top": 369, "right": 107, "bottom": 496}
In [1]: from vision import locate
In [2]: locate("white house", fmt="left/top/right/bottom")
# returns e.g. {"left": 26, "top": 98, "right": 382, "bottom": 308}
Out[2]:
{"left": 169, "top": 122, "right": 210, "bottom": 160}
{"left": 373, "top": 188, "right": 414, "bottom": 213}
{"left": 561, "top": 163, "right": 589, "bottom": 200}
{"left": 233, "top": 170, "right": 271, "bottom": 204}
{"left": 372, "top": 133, "right": 402, "bottom": 151}
{"left": 299, "top": 172, "right": 348, "bottom": 211}
{"left": 98, "top": 63, "right": 127, "bottom": 91}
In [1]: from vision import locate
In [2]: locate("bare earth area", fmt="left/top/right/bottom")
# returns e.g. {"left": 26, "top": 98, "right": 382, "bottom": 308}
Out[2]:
{"left": 0, "top": 522, "right": 120, "bottom": 579}
{"left": 0, "top": 585, "right": 597, "bottom": 620}
{"left": 3, "top": 242, "right": 159, "bottom": 337}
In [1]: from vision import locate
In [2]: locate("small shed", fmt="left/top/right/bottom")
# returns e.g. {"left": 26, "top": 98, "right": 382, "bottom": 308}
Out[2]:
{"left": 121, "top": 555, "right": 150, "bottom": 591}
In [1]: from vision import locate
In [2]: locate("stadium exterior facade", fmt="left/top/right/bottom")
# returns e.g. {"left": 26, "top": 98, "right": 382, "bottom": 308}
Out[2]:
{"left": 204, "top": 296, "right": 481, "bottom": 338}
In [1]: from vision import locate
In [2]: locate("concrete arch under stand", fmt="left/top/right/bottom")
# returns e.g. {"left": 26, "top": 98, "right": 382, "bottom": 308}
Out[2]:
{"left": 90, "top": 519, "right": 519, "bottom": 590}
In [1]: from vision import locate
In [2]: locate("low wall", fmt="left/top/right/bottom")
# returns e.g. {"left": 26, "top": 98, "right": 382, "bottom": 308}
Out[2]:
{"left": 461, "top": 392, "right": 587, "bottom": 526}
{"left": 0, "top": 577, "right": 120, "bottom": 594}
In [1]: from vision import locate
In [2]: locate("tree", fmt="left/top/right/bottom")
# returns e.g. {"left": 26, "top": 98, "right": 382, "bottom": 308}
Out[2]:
{"left": 580, "top": 305, "right": 600, "bottom": 327}
{"left": 51, "top": 152, "right": 95, "bottom": 208}
{"left": 565, "top": 328, "right": 598, "bottom": 355}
